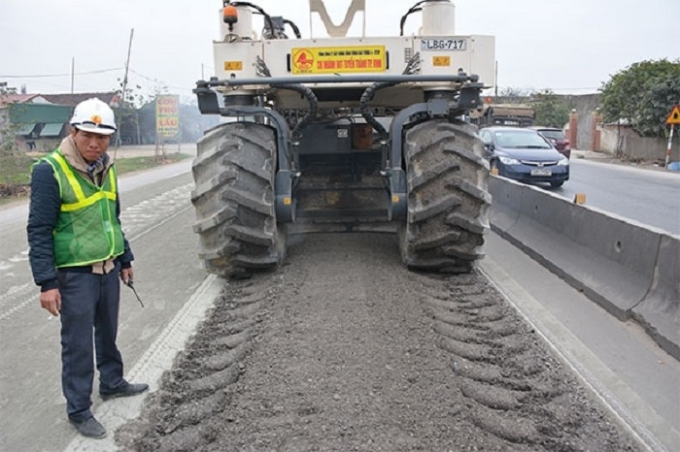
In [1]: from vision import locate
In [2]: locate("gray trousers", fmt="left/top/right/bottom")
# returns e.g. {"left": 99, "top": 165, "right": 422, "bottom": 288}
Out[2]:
{"left": 58, "top": 264, "right": 126, "bottom": 422}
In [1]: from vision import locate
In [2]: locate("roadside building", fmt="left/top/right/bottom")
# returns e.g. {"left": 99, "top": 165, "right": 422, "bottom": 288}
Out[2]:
{"left": 7, "top": 103, "right": 72, "bottom": 151}
{"left": 0, "top": 92, "right": 119, "bottom": 151}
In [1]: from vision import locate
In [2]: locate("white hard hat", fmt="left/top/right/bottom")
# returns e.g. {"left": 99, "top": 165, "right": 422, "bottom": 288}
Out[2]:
{"left": 70, "top": 98, "right": 117, "bottom": 135}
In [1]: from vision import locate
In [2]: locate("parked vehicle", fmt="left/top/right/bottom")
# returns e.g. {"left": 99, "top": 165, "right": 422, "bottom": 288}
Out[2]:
{"left": 470, "top": 103, "right": 535, "bottom": 128}
{"left": 529, "top": 126, "right": 571, "bottom": 159}
{"left": 479, "top": 126, "right": 569, "bottom": 188}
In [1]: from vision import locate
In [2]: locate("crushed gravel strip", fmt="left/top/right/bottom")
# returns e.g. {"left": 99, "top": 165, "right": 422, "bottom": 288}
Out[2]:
{"left": 117, "top": 233, "right": 643, "bottom": 452}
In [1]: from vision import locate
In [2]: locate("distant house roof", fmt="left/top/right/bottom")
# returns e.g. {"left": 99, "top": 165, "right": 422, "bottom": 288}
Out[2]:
{"left": 0, "top": 94, "right": 51, "bottom": 107}
{"left": 16, "top": 123, "right": 38, "bottom": 135}
{"left": 9, "top": 103, "right": 72, "bottom": 124}
{"left": 41, "top": 92, "right": 119, "bottom": 107}
{"left": 40, "top": 123, "right": 65, "bottom": 137}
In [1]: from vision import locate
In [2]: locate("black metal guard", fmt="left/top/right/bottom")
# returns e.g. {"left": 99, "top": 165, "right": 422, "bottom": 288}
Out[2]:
{"left": 196, "top": 73, "right": 479, "bottom": 88}
{"left": 194, "top": 74, "right": 484, "bottom": 223}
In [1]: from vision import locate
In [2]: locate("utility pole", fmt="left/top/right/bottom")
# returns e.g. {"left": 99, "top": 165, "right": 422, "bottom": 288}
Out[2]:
{"left": 70, "top": 58, "right": 75, "bottom": 94}
{"left": 117, "top": 28, "right": 135, "bottom": 150}
{"left": 494, "top": 61, "right": 498, "bottom": 97}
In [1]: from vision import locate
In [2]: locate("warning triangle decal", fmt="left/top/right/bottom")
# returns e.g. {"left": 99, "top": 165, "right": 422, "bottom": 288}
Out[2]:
{"left": 666, "top": 105, "right": 680, "bottom": 125}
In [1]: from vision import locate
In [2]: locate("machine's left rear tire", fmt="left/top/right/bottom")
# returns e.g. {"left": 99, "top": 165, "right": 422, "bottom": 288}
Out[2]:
{"left": 191, "top": 122, "right": 286, "bottom": 278}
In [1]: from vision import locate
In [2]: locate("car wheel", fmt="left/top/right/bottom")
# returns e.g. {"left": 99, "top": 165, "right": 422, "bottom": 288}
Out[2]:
{"left": 550, "top": 181, "right": 564, "bottom": 188}
{"left": 490, "top": 160, "right": 500, "bottom": 176}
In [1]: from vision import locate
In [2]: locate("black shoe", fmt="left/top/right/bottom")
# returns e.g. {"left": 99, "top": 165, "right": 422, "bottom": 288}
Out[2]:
{"left": 69, "top": 416, "right": 107, "bottom": 439}
{"left": 100, "top": 382, "right": 149, "bottom": 401}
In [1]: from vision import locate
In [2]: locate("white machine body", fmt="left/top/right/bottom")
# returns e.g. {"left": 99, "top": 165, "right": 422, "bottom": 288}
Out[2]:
{"left": 211, "top": 0, "right": 495, "bottom": 108}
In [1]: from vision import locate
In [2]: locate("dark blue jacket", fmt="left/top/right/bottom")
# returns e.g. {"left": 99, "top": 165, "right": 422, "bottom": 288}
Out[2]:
{"left": 27, "top": 161, "right": 134, "bottom": 292}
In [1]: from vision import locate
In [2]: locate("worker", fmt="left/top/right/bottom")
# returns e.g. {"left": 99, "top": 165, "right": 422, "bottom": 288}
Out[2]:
{"left": 27, "top": 98, "right": 148, "bottom": 439}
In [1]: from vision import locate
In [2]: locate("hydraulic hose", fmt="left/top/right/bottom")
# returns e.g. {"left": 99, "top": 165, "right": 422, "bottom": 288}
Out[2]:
{"left": 399, "top": 0, "right": 450, "bottom": 36}
{"left": 360, "top": 82, "right": 395, "bottom": 140}
{"left": 283, "top": 19, "right": 302, "bottom": 39}
{"left": 227, "top": 1, "right": 277, "bottom": 39}
{"left": 360, "top": 53, "right": 421, "bottom": 140}
{"left": 274, "top": 84, "right": 318, "bottom": 138}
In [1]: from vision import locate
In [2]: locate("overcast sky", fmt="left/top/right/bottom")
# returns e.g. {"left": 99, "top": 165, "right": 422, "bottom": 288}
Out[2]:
{"left": 1, "top": 0, "right": 678, "bottom": 101}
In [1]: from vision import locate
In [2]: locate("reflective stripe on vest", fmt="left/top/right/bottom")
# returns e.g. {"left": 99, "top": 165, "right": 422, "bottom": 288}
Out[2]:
{"left": 42, "top": 150, "right": 124, "bottom": 268}
{"left": 50, "top": 152, "right": 118, "bottom": 212}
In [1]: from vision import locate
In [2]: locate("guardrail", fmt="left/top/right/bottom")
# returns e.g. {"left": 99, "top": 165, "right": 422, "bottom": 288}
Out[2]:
{"left": 488, "top": 176, "right": 680, "bottom": 360}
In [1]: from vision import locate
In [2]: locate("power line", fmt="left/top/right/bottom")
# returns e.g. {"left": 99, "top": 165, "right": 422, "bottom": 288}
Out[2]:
{"left": 128, "top": 68, "right": 194, "bottom": 93}
{"left": 3, "top": 67, "right": 601, "bottom": 96}
{"left": 0, "top": 67, "right": 124, "bottom": 79}
{"left": 495, "top": 86, "right": 601, "bottom": 95}
{"left": 550, "top": 87, "right": 601, "bottom": 92}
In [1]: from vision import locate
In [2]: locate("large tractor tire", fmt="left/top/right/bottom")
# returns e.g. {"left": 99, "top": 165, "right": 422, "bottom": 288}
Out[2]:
{"left": 191, "top": 122, "right": 286, "bottom": 278}
{"left": 399, "top": 119, "right": 491, "bottom": 273}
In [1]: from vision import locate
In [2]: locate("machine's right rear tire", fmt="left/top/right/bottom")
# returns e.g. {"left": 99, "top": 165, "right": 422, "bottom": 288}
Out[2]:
{"left": 399, "top": 119, "right": 491, "bottom": 273}
{"left": 191, "top": 122, "right": 286, "bottom": 278}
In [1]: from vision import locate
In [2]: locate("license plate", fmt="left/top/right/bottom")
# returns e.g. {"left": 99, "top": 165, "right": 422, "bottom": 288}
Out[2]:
{"left": 531, "top": 169, "right": 552, "bottom": 176}
{"left": 420, "top": 39, "right": 467, "bottom": 51}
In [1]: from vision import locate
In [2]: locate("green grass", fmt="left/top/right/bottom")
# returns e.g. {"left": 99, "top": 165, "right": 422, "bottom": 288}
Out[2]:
{"left": 0, "top": 153, "right": 193, "bottom": 204}
{"left": 0, "top": 153, "right": 36, "bottom": 186}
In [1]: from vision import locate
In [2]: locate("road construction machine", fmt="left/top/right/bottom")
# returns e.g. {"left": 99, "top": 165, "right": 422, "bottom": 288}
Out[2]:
{"left": 191, "top": 0, "right": 495, "bottom": 278}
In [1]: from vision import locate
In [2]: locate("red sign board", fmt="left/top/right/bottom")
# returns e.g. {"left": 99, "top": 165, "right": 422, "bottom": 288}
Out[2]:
{"left": 156, "top": 95, "right": 179, "bottom": 138}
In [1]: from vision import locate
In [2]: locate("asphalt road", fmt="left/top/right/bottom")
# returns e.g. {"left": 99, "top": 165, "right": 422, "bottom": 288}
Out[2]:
{"left": 0, "top": 157, "right": 677, "bottom": 452}
{"left": 554, "top": 159, "right": 680, "bottom": 235}
{"left": 0, "top": 160, "right": 208, "bottom": 452}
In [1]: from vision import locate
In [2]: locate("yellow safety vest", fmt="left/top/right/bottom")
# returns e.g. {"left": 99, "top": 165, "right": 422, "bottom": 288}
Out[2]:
{"left": 42, "top": 150, "right": 125, "bottom": 268}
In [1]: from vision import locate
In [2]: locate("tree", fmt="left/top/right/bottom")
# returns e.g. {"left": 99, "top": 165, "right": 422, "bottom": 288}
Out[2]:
{"left": 0, "top": 83, "right": 19, "bottom": 155}
{"left": 599, "top": 59, "right": 680, "bottom": 137}
{"left": 638, "top": 72, "right": 680, "bottom": 137}
{"left": 531, "top": 89, "right": 571, "bottom": 128}
{"left": 112, "top": 78, "right": 149, "bottom": 146}
{"left": 497, "top": 86, "right": 532, "bottom": 98}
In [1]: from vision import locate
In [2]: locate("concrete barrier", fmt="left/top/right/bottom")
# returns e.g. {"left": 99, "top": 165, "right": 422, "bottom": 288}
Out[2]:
{"left": 632, "top": 234, "right": 680, "bottom": 360}
{"left": 488, "top": 176, "right": 521, "bottom": 233}
{"left": 489, "top": 175, "right": 679, "bottom": 360}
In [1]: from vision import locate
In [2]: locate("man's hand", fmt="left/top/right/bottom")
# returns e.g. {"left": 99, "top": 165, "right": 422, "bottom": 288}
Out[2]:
{"left": 40, "top": 289, "right": 61, "bottom": 316}
{"left": 120, "top": 267, "right": 134, "bottom": 285}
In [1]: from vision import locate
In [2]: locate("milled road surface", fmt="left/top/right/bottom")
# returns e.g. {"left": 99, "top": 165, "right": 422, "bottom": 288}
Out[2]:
{"left": 117, "top": 233, "right": 641, "bottom": 452}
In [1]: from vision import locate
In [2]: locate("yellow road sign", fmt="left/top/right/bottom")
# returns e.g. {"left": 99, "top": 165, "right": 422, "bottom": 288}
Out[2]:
{"left": 665, "top": 104, "right": 680, "bottom": 125}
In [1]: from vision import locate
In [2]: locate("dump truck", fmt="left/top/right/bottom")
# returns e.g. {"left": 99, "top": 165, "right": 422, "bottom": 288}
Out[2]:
{"left": 470, "top": 103, "right": 536, "bottom": 128}
{"left": 191, "top": 0, "right": 495, "bottom": 278}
